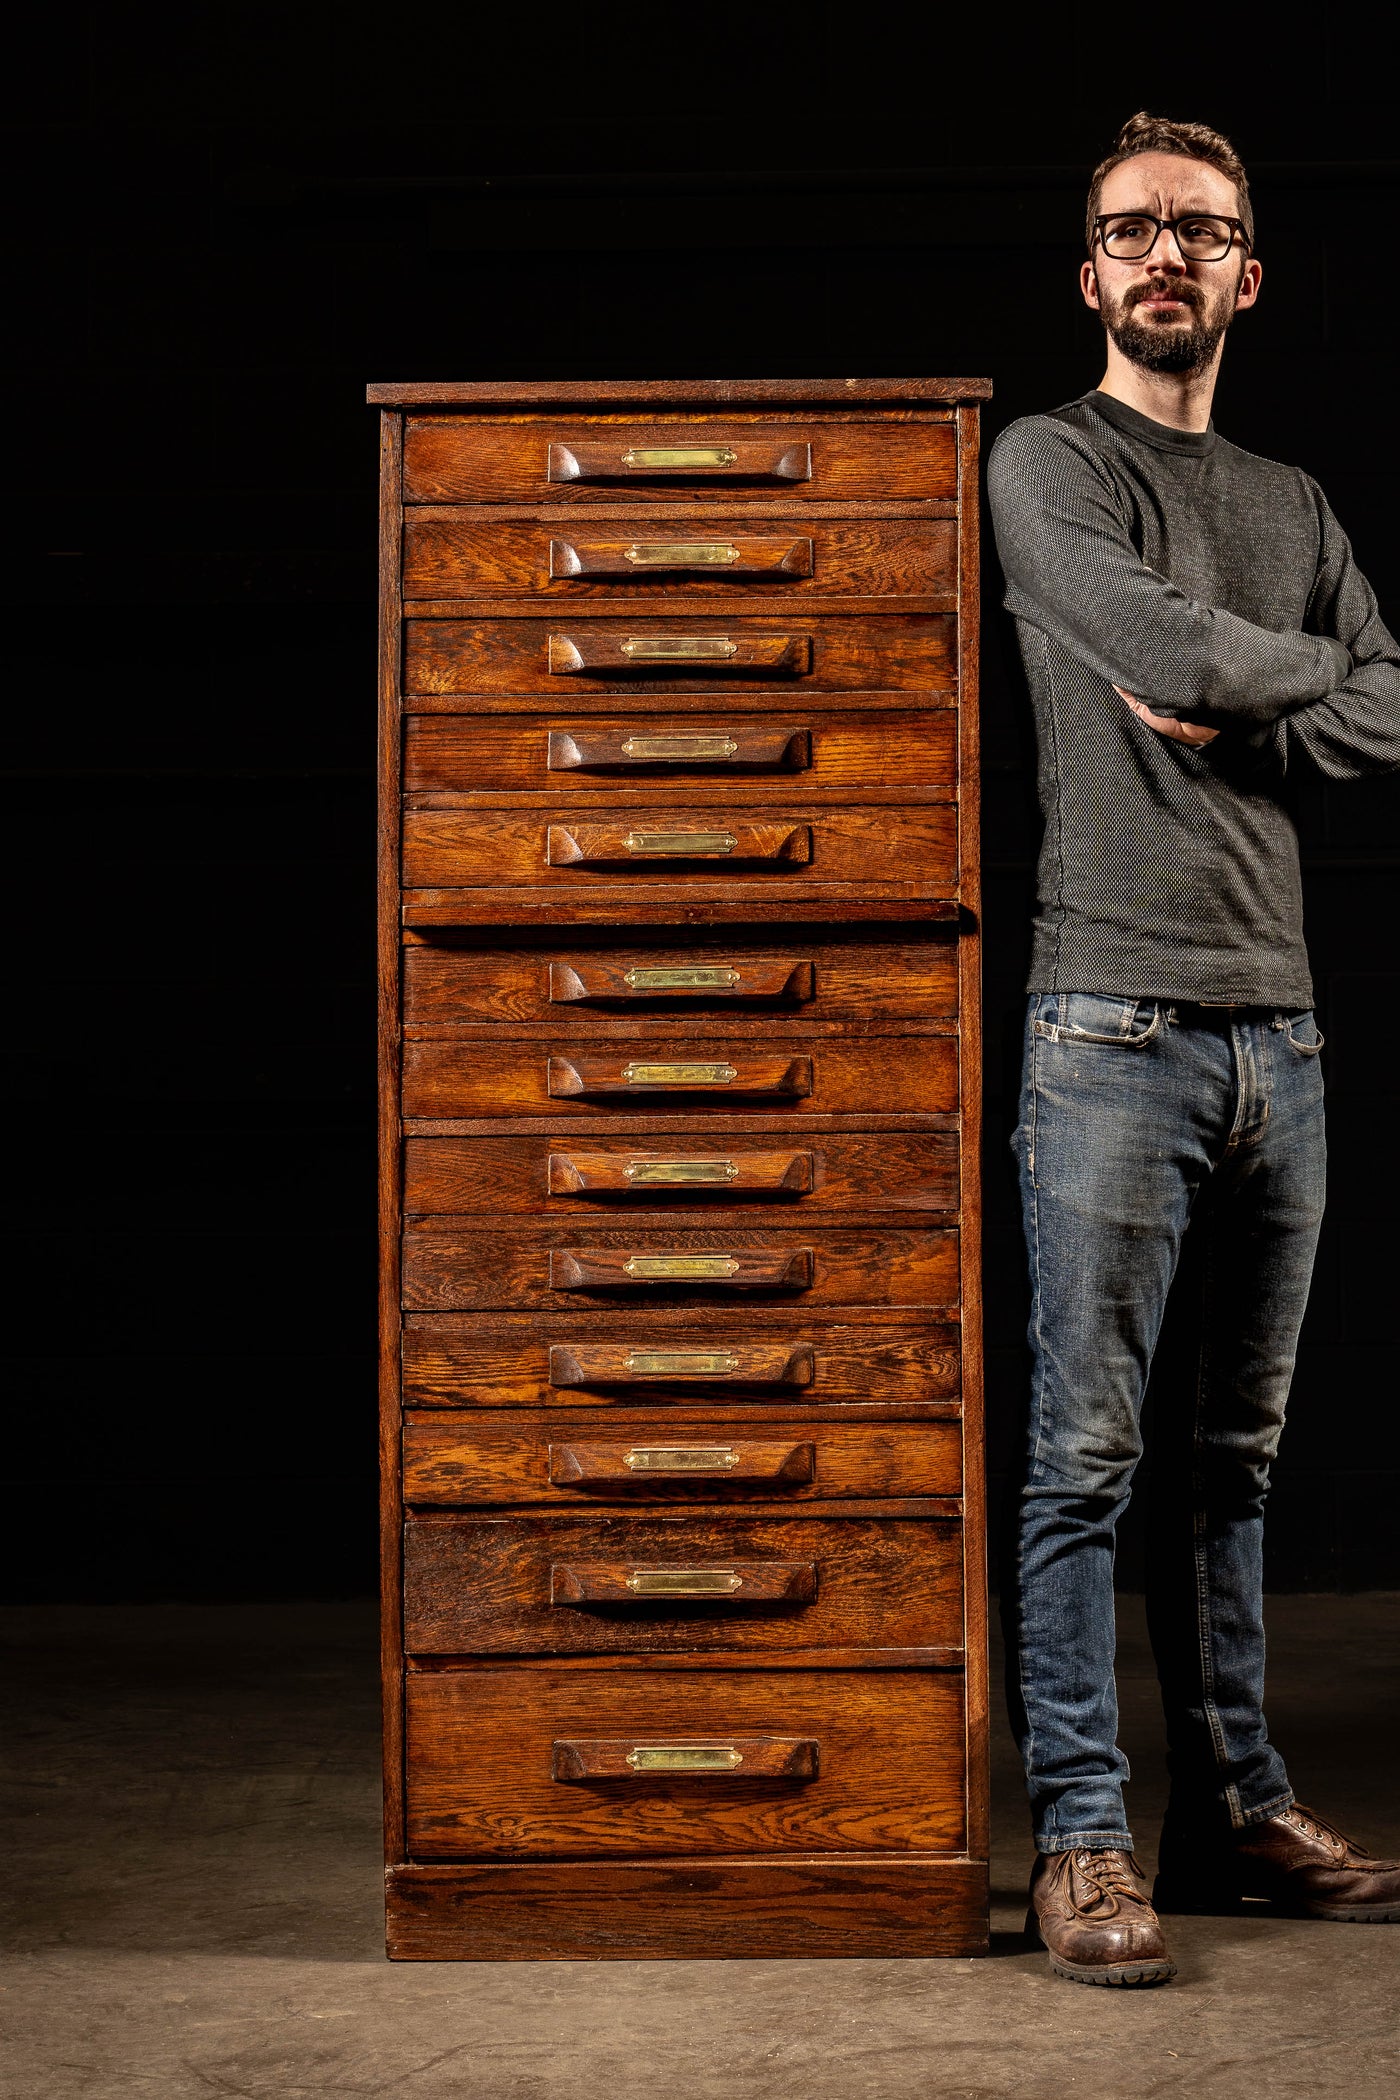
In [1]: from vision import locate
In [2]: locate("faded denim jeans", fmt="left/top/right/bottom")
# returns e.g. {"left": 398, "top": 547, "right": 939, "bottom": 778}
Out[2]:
{"left": 1004, "top": 992, "right": 1327, "bottom": 1853}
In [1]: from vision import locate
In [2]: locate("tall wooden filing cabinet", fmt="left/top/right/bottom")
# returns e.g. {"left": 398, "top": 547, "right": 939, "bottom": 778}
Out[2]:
{"left": 372, "top": 377, "right": 990, "bottom": 1959}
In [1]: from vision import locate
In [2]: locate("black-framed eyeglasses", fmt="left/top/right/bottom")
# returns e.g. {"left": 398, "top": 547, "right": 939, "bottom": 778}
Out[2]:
{"left": 1092, "top": 212, "right": 1251, "bottom": 262}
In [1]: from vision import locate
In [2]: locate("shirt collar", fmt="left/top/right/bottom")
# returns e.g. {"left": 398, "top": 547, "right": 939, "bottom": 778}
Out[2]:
{"left": 1086, "top": 390, "right": 1217, "bottom": 457}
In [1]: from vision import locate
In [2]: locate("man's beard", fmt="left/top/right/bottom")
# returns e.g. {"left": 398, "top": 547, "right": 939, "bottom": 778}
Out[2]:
{"left": 1098, "top": 273, "right": 1236, "bottom": 375}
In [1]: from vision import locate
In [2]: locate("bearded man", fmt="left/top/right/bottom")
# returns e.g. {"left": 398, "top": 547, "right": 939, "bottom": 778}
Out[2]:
{"left": 988, "top": 111, "right": 1400, "bottom": 1987}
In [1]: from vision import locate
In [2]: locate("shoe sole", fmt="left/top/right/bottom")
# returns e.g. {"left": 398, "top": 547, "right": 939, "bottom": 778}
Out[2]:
{"left": 1026, "top": 1911, "right": 1176, "bottom": 1987}
{"left": 1154, "top": 1879, "right": 1400, "bottom": 1924}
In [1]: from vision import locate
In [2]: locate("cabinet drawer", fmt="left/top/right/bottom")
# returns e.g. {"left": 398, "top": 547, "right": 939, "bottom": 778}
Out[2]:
{"left": 404, "top": 709, "right": 956, "bottom": 796}
{"left": 403, "top": 1132, "right": 959, "bottom": 1216}
{"left": 401, "top": 1225, "right": 959, "bottom": 1311}
{"left": 404, "top": 1509, "right": 961, "bottom": 1657}
{"left": 402, "top": 515, "right": 959, "bottom": 601}
{"left": 402, "top": 417, "right": 957, "bottom": 504}
{"left": 402, "top": 1035, "right": 958, "bottom": 1118}
{"left": 404, "top": 616, "right": 955, "bottom": 697}
{"left": 403, "top": 1413, "right": 963, "bottom": 1504}
{"left": 402, "top": 805, "right": 955, "bottom": 890}
{"left": 403, "top": 935, "right": 958, "bottom": 1028}
{"left": 402, "top": 1313, "right": 961, "bottom": 1409}
{"left": 406, "top": 1667, "right": 967, "bottom": 1857}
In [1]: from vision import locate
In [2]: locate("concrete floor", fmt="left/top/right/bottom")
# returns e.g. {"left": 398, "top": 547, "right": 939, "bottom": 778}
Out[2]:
{"left": 3, "top": 1597, "right": 1398, "bottom": 2099}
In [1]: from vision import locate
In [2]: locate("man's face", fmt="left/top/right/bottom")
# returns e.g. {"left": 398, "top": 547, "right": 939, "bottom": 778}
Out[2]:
{"left": 1081, "top": 150, "right": 1261, "bottom": 375}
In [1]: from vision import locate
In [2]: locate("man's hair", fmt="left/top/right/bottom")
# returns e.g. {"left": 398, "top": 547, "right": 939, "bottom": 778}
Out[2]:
{"left": 1086, "top": 112, "right": 1253, "bottom": 253}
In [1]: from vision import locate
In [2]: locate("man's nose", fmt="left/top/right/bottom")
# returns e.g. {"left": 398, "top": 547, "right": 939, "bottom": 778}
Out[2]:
{"left": 1146, "top": 228, "right": 1188, "bottom": 270}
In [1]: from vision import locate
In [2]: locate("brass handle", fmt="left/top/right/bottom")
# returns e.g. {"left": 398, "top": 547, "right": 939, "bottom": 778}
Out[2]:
{"left": 623, "top": 1255, "right": 739, "bottom": 1279}
{"left": 623, "top": 966, "right": 740, "bottom": 990}
{"left": 624, "top": 541, "right": 741, "bottom": 567}
{"left": 621, "top": 1062, "right": 737, "bottom": 1086}
{"left": 625, "top": 1568, "right": 743, "bottom": 1595}
{"left": 624, "top": 830, "right": 736, "bottom": 857}
{"left": 629, "top": 1743, "right": 742, "bottom": 1769}
{"left": 552, "top": 1735, "right": 820, "bottom": 1780}
{"left": 623, "top": 1158, "right": 739, "bottom": 1184}
{"left": 626, "top": 1350, "right": 741, "bottom": 1376}
{"left": 622, "top": 1446, "right": 741, "bottom": 1472}
{"left": 620, "top": 636, "right": 737, "bottom": 662}
{"left": 622, "top": 447, "right": 737, "bottom": 469}
{"left": 619, "top": 734, "right": 739, "bottom": 760}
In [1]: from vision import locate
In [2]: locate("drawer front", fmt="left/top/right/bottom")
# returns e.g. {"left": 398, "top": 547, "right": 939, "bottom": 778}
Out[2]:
{"left": 404, "top": 1510, "right": 961, "bottom": 1656}
{"left": 404, "top": 710, "right": 956, "bottom": 796}
{"left": 401, "top": 1225, "right": 959, "bottom": 1311}
{"left": 402, "top": 805, "right": 955, "bottom": 890}
{"left": 402, "top": 515, "right": 959, "bottom": 600}
{"left": 403, "top": 1132, "right": 959, "bottom": 1216}
{"left": 406, "top": 1667, "right": 967, "bottom": 1857}
{"left": 404, "top": 616, "right": 955, "bottom": 697}
{"left": 403, "top": 1414, "right": 963, "bottom": 1504}
{"left": 402, "top": 1036, "right": 958, "bottom": 1118}
{"left": 402, "top": 1314, "right": 961, "bottom": 1409}
{"left": 403, "top": 936, "right": 958, "bottom": 1028}
{"left": 402, "top": 417, "right": 957, "bottom": 504}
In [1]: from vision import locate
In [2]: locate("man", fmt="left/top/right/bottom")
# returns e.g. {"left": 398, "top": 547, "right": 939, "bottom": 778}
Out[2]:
{"left": 987, "top": 111, "right": 1400, "bottom": 1987}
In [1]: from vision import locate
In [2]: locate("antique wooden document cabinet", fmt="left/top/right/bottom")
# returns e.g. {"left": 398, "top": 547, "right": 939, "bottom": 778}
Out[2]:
{"left": 371, "top": 376, "right": 990, "bottom": 1959}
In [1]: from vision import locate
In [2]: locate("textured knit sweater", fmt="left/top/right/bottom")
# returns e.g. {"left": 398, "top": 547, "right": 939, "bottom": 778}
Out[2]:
{"left": 987, "top": 390, "right": 1400, "bottom": 1005}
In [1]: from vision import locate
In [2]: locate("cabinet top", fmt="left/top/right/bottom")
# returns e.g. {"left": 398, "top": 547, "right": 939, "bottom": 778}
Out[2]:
{"left": 366, "top": 376, "right": 991, "bottom": 408}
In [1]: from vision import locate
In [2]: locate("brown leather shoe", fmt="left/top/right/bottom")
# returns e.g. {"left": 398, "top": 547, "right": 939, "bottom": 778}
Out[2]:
{"left": 1155, "top": 1803, "right": 1400, "bottom": 1922}
{"left": 1026, "top": 1848, "right": 1176, "bottom": 1985}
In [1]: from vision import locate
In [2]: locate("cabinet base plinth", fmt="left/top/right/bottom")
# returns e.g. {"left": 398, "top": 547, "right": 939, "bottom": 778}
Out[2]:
{"left": 386, "top": 1855, "right": 989, "bottom": 1960}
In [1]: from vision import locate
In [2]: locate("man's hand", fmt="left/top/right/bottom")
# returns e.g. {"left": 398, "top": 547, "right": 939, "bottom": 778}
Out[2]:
{"left": 1115, "top": 686, "right": 1220, "bottom": 747}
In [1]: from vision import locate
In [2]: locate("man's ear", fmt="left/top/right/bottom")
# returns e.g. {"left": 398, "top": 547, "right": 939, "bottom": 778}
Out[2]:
{"left": 1080, "top": 260, "right": 1102, "bottom": 312}
{"left": 1235, "top": 258, "right": 1262, "bottom": 312}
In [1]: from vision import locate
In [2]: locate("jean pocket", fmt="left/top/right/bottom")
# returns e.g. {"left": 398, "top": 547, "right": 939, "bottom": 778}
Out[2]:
{"left": 1283, "top": 1011, "right": 1325, "bottom": 1056}
{"left": 1032, "top": 993, "right": 1162, "bottom": 1048}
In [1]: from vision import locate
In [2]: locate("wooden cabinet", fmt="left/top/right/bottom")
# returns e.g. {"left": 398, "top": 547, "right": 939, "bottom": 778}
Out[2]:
{"left": 373, "top": 376, "right": 990, "bottom": 1960}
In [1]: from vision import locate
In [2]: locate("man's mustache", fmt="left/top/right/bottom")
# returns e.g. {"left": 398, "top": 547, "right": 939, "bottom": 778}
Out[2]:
{"left": 1123, "top": 278, "right": 1206, "bottom": 316}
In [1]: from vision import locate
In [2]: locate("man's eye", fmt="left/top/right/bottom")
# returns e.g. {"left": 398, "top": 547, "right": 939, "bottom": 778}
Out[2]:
{"left": 1113, "top": 219, "right": 1151, "bottom": 236}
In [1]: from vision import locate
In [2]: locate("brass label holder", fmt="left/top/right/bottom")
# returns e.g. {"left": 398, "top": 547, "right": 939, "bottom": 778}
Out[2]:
{"left": 623, "top": 1159, "right": 740, "bottom": 1184}
{"left": 622, "top": 1446, "right": 742, "bottom": 1472}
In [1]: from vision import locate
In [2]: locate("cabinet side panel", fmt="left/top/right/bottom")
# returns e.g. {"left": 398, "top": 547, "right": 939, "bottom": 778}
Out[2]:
{"left": 955, "top": 402, "right": 989, "bottom": 1866}
{"left": 379, "top": 409, "right": 406, "bottom": 1863}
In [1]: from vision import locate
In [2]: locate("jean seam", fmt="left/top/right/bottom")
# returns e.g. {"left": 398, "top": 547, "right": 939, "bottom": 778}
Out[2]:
{"left": 1019, "top": 1015, "right": 1047, "bottom": 1836}
{"left": 1191, "top": 1213, "right": 1236, "bottom": 1810}
{"left": 1037, "top": 1831, "right": 1135, "bottom": 1855}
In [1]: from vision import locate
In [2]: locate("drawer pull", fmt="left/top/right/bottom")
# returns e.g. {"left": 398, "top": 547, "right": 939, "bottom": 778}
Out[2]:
{"left": 548, "top": 1342, "right": 815, "bottom": 1386}
{"left": 623, "top": 1158, "right": 739, "bottom": 1184}
{"left": 624, "top": 447, "right": 738, "bottom": 470}
{"left": 548, "top": 959, "right": 814, "bottom": 1002}
{"left": 546, "top": 728, "right": 810, "bottom": 771}
{"left": 622, "top": 636, "right": 737, "bottom": 662}
{"left": 548, "top": 1054, "right": 813, "bottom": 1098}
{"left": 551, "top": 1561, "right": 817, "bottom": 1602}
{"left": 625, "top": 830, "right": 737, "bottom": 857}
{"left": 547, "top": 442, "right": 812, "bottom": 484}
{"left": 624, "top": 965, "right": 739, "bottom": 989}
{"left": 625, "top": 541, "right": 741, "bottom": 567}
{"left": 549, "top": 1248, "right": 813, "bottom": 1290}
{"left": 548, "top": 633, "right": 811, "bottom": 676}
{"left": 551, "top": 1735, "right": 820, "bottom": 1780}
{"left": 549, "top": 1438, "right": 817, "bottom": 1483}
{"left": 624, "top": 1255, "right": 739, "bottom": 1279}
{"left": 624, "top": 1062, "right": 736, "bottom": 1086}
{"left": 622, "top": 1445, "right": 740, "bottom": 1471}
{"left": 620, "top": 734, "right": 738, "bottom": 760}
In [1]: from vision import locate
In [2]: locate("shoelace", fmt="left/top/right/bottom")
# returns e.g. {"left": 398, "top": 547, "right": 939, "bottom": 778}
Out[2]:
{"left": 1072, "top": 1849, "right": 1149, "bottom": 1908}
{"left": 1282, "top": 1804, "right": 1369, "bottom": 1859}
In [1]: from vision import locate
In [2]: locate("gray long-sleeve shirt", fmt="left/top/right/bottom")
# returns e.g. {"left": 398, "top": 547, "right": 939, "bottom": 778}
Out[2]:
{"left": 987, "top": 390, "right": 1400, "bottom": 1005}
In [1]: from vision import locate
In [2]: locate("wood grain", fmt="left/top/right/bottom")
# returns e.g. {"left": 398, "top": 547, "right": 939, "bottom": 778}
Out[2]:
{"left": 403, "top": 1131, "right": 959, "bottom": 1215}
{"left": 402, "top": 935, "right": 958, "bottom": 1028}
{"left": 405, "top": 1666, "right": 967, "bottom": 1855}
{"left": 402, "top": 1035, "right": 959, "bottom": 1118}
{"left": 400, "top": 418, "right": 958, "bottom": 503}
{"left": 404, "top": 614, "right": 955, "bottom": 695}
{"left": 400, "top": 1313, "right": 963, "bottom": 1410}
{"left": 402, "top": 1414, "right": 963, "bottom": 1504}
{"left": 370, "top": 377, "right": 989, "bottom": 404}
{"left": 402, "top": 1225, "right": 959, "bottom": 1311}
{"left": 384, "top": 1855, "right": 990, "bottom": 1959}
{"left": 402, "top": 515, "right": 957, "bottom": 599}
{"left": 405, "top": 710, "right": 955, "bottom": 797}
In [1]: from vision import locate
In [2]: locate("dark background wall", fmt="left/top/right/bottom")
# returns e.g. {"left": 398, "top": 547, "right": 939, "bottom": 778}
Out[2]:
{"left": 5, "top": 5, "right": 1397, "bottom": 1599}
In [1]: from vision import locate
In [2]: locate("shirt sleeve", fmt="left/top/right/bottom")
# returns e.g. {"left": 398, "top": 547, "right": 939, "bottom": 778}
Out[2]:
{"left": 987, "top": 417, "right": 1351, "bottom": 725}
{"left": 1276, "top": 484, "right": 1400, "bottom": 779}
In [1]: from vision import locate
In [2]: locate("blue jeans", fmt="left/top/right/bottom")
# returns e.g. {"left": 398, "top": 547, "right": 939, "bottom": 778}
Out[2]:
{"left": 1004, "top": 992, "right": 1327, "bottom": 1853}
